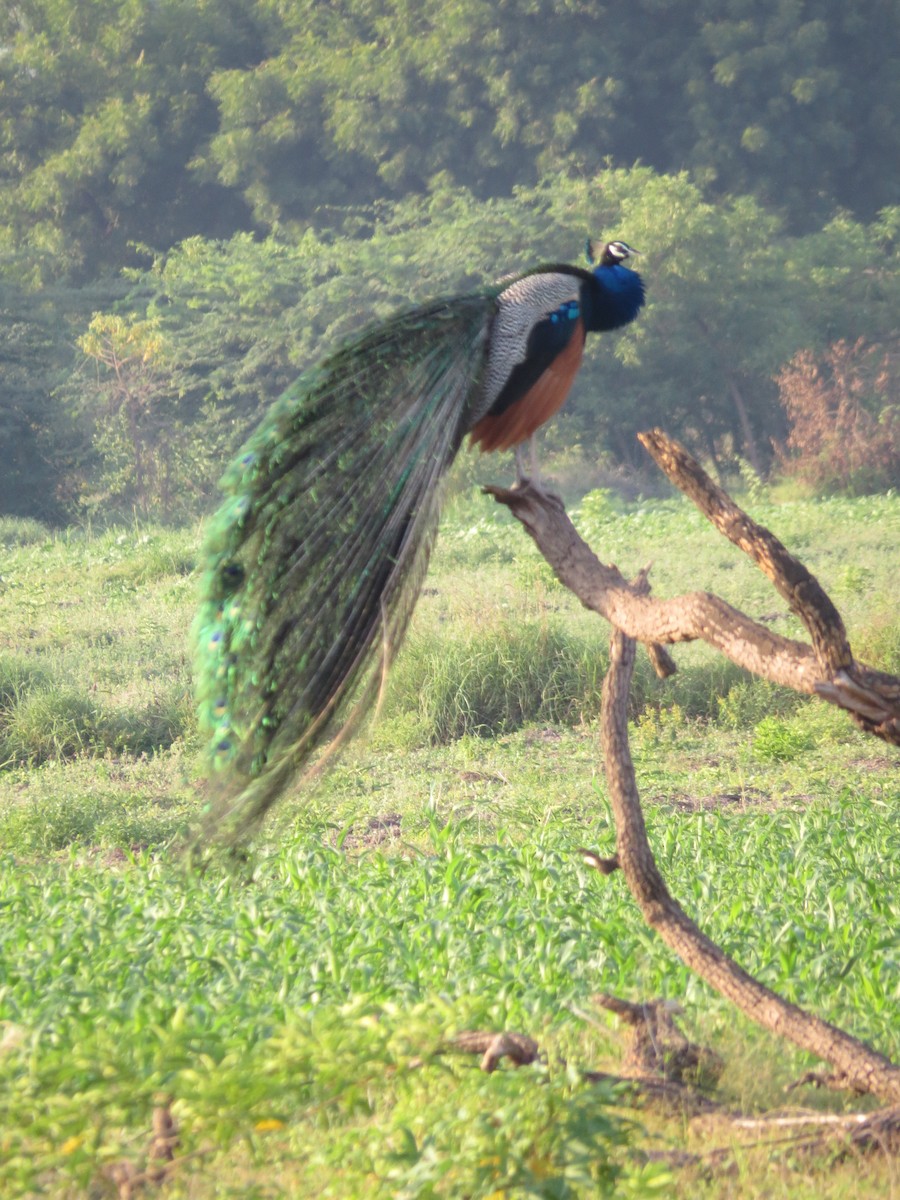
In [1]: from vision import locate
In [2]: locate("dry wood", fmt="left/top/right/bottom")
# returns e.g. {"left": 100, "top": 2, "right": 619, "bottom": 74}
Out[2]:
{"left": 786, "top": 1067, "right": 867, "bottom": 1095}
{"left": 147, "top": 1103, "right": 179, "bottom": 1183}
{"left": 103, "top": 1102, "right": 191, "bottom": 1197}
{"left": 576, "top": 848, "right": 620, "bottom": 875}
{"left": 638, "top": 429, "right": 899, "bottom": 741}
{"left": 487, "top": 428, "right": 900, "bottom": 1103}
{"left": 593, "top": 992, "right": 723, "bottom": 1086}
{"left": 720, "top": 1105, "right": 900, "bottom": 1156}
{"left": 449, "top": 1030, "right": 540, "bottom": 1071}
{"left": 448, "top": 1027, "right": 720, "bottom": 1113}
{"left": 637, "top": 430, "right": 853, "bottom": 673}
{"left": 731, "top": 1112, "right": 873, "bottom": 1130}
{"left": 601, "top": 625, "right": 900, "bottom": 1102}
{"left": 484, "top": 432, "right": 899, "bottom": 743}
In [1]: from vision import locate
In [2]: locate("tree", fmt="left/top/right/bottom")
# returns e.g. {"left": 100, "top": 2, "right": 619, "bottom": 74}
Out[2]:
{"left": 202, "top": 0, "right": 900, "bottom": 236}
{"left": 2, "top": 0, "right": 897, "bottom": 292}
{"left": 202, "top": 0, "right": 624, "bottom": 230}
{"left": 71, "top": 313, "right": 215, "bottom": 519}
{"left": 775, "top": 339, "right": 900, "bottom": 494}
{"left": 0, "top": 273, "right": 89, "bottom": 520}
{"left": 88, "top": 170, "right": 900, "bottom": 511}
{"left": 0, "top": 0, "right": 264, "bottom": 281}
{"left": 673, "top": 0, "right": 900, "bottom": 228}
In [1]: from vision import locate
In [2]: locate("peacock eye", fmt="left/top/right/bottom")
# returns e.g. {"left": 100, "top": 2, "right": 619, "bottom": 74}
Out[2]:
{"left": 220, "top": 561, "right": 245, "bottom": 591}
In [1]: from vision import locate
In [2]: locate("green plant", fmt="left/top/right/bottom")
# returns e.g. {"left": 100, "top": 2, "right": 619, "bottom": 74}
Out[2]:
{"left": 752, "top": 715, "right": 814, "bottom": 762}
{"left": 0, "top": 516, "right": 51, "bottom": 547}
{"left": 734, "top": 456, "right": 768, "bottom": 506}
{"left": 387, "top": 618, "right": 609, "bottom": 741}
{"left": 0, "top": 497, "right": 898, "bottom": 1197}
{"left": 1, "top": 688, "right": 104, "bottom": 765}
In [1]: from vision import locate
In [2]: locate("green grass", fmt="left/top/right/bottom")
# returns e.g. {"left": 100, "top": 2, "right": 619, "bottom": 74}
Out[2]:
{"left": 0, "top": 490, "right": 897, "bottom": 1196}
{"left": 0, "top": 524, "right": 196, "bottom": 768}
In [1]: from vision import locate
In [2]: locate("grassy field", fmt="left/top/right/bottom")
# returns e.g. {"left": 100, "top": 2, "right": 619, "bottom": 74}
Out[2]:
{"left": 0, "top": 480, "right": 898, "bottom": 1197}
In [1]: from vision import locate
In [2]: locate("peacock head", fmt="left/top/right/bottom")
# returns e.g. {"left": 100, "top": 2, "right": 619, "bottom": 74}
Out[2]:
{"left": 585, "top": 238, "right": 640, "bottom": 267}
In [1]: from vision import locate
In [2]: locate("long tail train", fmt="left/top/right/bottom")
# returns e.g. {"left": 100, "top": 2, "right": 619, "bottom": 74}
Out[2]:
{"left": 194, "top": 296, "right": 494, "bottom": 841}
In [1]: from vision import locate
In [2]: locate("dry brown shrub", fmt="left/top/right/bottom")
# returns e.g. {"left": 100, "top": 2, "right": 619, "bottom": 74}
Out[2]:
{"left": 775, "top": 338, "right": 900, "bottom": 493}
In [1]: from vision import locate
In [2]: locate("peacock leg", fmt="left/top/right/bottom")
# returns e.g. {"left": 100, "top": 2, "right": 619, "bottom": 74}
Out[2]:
{"left": 514, "top": 437, "right": 543, "bottom": 487}
{"left": 530, "top": 435, "right": 542, "bottom": 483}
{"left": 514, "top": 441, "right": 530, "bottom": 485}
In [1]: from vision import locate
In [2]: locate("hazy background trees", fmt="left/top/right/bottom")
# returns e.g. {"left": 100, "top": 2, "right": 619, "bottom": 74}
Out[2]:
{"left": 1, "top": 0, "right": 898, "bottom": 520}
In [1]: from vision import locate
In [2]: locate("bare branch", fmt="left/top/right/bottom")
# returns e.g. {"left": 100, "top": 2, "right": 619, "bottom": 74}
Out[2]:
{"left": 635, "top": 564, "right": 677, "bottom": 678}
{"left": 600, "top": 621, "right": 900, "bottom": 1103}
{"left": 638, "top": 429, "right": 851, "bottom": 672}
{"left": 638, "top": 430, "right": 899, "bottom": 741}
{"left": 485, "top": 481, "right": 824, "bottom": 693}
{"left": 485, "top": 441, "right": 900, "bottom": 744}
{"left": 488, "top": 440, "right": 900, "bottom": 1102}
{"left": 593, "top": 992, "right": 723, "bottom": 1086}
{"left": 577, "top": 848, "right": 620, "bottom": 875}
{"left": 449, "top": 1030, "right": 540, "bottom": 1072}
{"left": 448, "top": 1026, "right": 719, "bottom": 1112}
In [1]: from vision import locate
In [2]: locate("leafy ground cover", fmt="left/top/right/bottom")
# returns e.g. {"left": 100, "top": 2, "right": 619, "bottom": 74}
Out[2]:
{"left": 0, "top": 485, "right": 897, "bottom": 1196}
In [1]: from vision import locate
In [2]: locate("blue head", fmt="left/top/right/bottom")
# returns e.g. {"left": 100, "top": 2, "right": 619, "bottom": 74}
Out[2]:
{"left": 583, "top": 238, "right": 644, "bottom": 331}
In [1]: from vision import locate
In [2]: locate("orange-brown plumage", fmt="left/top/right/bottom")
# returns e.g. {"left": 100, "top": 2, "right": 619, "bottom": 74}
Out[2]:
{"left": 469, "top": 317, "right": 585, "bottom": 452}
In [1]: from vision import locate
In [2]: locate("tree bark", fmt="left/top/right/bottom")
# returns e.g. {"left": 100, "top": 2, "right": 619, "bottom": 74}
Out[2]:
{"left": 486, "top": 428, "right": 900, "bottom": 1100}
{"left": 485, "top": 433, "right": 899, "bottom": 743}
{"left": 727, "top": 374, "right": 765, "bottom": 478}
{"left": 601, "top": 622, "right": 900, "bottom": 1103}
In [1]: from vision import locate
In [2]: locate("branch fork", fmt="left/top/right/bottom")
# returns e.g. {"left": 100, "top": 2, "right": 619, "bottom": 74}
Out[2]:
{"left": 488, "top": 429, "right": 900, "bottom": 1102}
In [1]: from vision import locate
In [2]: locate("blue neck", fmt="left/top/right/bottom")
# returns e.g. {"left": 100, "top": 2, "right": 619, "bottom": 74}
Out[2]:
{"left": 582, "top": 264, "right": 645, "bottom": 332}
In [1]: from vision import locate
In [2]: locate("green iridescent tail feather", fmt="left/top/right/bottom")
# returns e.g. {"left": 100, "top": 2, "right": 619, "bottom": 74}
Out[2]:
{"left": 193, "top": 295, "right": 495, "bottom": 842}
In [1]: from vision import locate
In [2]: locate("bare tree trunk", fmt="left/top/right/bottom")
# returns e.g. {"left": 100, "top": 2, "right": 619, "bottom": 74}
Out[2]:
{"left": 727, "top": 375, "right": 765, "bottom": 477}
{"left": 602, "top": 620, "right": 900, "bottom": 1103}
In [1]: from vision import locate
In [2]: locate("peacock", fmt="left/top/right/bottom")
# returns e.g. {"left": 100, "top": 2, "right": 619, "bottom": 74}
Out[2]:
{"left": 194, "top": 239, "right": 644, "bottom": 841}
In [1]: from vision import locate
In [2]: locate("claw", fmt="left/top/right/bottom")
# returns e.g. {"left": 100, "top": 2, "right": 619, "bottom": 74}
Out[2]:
{"left": 514, "top": 442, "right": 529, "bottom": 485}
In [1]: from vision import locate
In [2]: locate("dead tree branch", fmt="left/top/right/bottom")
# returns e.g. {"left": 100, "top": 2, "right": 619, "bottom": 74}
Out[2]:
{"left": 486, "top": 429, "right": 900, "bottom": 1102}
{"left": 601, "top": 624, "right": 900, "bottom": 1103}
{"left": 485, "top": 433, "right": 898, "bottom": 742}
{"left": 449, "top": 1030, "right": 540, "bottom": 1072}
{"left": 638, "top": 430, "right": 899, "bottom": 741}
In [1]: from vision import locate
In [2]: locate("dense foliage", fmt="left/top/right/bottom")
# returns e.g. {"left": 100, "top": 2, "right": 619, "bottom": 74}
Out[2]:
{"left": 1, "top": 1, "right": 898, "bottom": 518}
{"left": 62, "top": 177, "right": 900, "bottom": 516}
{"left": 3, "top": 0, "right": 897, "bottom": 271}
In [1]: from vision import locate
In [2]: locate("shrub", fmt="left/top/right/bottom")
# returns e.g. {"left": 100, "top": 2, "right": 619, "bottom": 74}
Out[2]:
{"left": 386, "top": 619, "right": 609, "bottom": 742}
{"left": 752, "top": 715, "right": 814, "bottom": 762}
{"left": 1, "top": 688, "right": 105, "bottom": 765}
{"left": 0, "top": 516, "right": 51, "bottom": 546}
{"left": 775, "top": 339, "right": 900, "bottom": 494}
